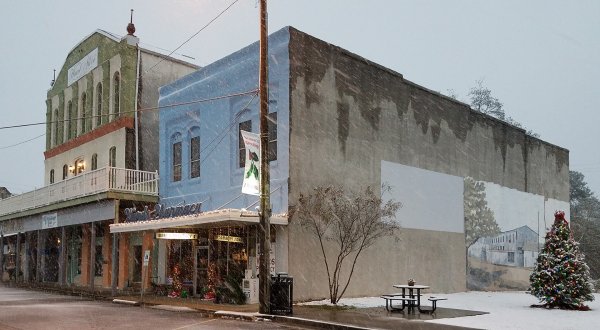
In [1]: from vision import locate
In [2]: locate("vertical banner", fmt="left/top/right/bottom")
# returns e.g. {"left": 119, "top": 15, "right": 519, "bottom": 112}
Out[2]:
{"left": 241, "top": 130, "right": 261, "bottom": 195}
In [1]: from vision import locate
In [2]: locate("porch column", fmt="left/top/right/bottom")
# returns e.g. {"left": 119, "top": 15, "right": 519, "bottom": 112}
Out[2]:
{"left": 23, "top": 233, "right": 30, "bottom": 282}
{"left": 141, "top": 231, "right": 154, "bottom": 290}
{"left": 58, "top": 227, "right": 66, "bottom": 286}
{"left": 118, "top": 233, "right": 129, "bottom": 289}
{"left": 80, "top": 224, "right": 90, "bottom": 286}
{"left": 0, "top": 233, "right": 4, "bottom": 281}
{"left": 15, "top": 233, "right": 20, "bottom": 282}
{"left": 89, "top": 222, "right": 95, "bottom": 291}
{"left": 102, "top": 225, "right": 112, "bottom": 288}
{"left": 36, "top": 230, "right": 42, "bottom": 282}
{"left": 111, "top": 232, "right": 119, "bottom": 296}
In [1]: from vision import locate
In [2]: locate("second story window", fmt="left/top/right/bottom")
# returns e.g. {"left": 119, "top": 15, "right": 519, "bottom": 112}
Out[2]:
{"left": 173, "top": 141, "right": 182, "bottom": 182}
{"left": 81, "top": 92, "right": 88, "bottom": 134}
{"left": 50, "top": 169, "right": 55, "bottom": 184}
{"left": 96, "top": 83, "right": 103, "bottom": 127}
{"left": 109, "top": 146, "right": 116, "bottom": 167}
{"left": 113, "top": 72, "right": 120, "bottom": 118}
{"left": 91, "top": 153, "right": 98, "bottom": 170}
{"left": 67, "top": 101, "right": 74, "bottom": 140}
{"left": 268, "top": 112, "right": 278, "bottom": 161}
{"left": 190, "top": 136, "right": 200, "bottom": 178}
{"left": 62, "top": 164, "right": 68, "bottom": 180}
{"left": 53, "top": 109, "right": 59, "bottom": 147}
{"left": 238, "top": 120, "right": 251, "bottom": 168}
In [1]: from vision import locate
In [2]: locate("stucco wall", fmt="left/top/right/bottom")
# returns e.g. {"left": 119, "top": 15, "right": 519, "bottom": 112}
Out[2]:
{"left": 286, "top": 28, "right": 569, "bottom": 300}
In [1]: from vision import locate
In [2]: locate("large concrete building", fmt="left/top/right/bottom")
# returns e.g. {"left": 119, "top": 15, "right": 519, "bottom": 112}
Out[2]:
{"left": 0, "top": 24, "right": 197, "bottom": 289}
{"left": 109, "top": 26, "right": 569, "bottom": 301}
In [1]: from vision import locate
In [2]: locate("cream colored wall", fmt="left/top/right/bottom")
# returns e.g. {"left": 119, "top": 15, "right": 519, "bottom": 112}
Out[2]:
{"left": 44, "top": 128, "right": 127, "bottom": 183}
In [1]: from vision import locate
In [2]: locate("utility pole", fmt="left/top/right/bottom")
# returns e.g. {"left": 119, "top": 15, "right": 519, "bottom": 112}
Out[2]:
{"left": 258, "top": 0, "right": 271, "bottom": 315}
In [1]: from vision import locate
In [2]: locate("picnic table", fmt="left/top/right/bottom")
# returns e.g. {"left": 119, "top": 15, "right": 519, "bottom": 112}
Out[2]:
{"left": 381, "top": 284, "right": 446, "bottom": 312}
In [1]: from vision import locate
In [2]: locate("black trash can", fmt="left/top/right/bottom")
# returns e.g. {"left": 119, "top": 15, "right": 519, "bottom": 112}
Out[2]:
{"left": 270, "top": 272, "right": 293, "bottom": 315}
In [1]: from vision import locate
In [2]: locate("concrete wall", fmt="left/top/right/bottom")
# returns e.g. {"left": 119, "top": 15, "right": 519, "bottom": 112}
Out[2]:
{"left": 286, "top": 27, "right": 569, "bottom": 300}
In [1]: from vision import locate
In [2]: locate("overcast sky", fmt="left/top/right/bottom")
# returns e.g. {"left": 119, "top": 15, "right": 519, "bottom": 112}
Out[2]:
{"left": 1, "top": 0, "right": 598, "bottom": 199}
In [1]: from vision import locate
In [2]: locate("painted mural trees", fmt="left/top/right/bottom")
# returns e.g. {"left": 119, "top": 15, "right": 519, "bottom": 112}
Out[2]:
{"left": 530, "top": 211, "right": 595, "bottom": 310}
{"left": 464, "top": 177, "right": 500, "bottom": 248}
{"left": 295, "top": 185, "right": 401, "bottom": 304}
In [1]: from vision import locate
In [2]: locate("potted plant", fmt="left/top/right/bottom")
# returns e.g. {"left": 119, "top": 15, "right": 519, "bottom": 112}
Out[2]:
{"left": 408, "top": 278, "right": 415, "bottom": 286}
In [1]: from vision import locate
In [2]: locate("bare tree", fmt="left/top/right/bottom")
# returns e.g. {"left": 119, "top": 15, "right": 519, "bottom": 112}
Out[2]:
{"left": 295, "top": 185, "right": 401, "bottom": 304}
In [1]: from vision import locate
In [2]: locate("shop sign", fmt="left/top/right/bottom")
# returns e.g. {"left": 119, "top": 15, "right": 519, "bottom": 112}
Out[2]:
{"left": 124, "top": 202, "right": 202, "bottom": 222}
{"left": 42, "top": 213, "right": 58, "bottom": 229}
{"left": 241, "top": 130, "right": 260, "bottom": 196}
{"left": 156, "top": 232, "right": 198, "bottom": 240}
{"left": 215, "top": 234, "right": 243, "bottom": 243}
{"left": 68, "top": 48, "right": 98, "bottom": 86}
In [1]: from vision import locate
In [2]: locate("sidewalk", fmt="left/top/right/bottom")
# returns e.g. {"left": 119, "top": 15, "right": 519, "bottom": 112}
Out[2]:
{"left": 113, "top": 294, "right": 482, "bottom": 329}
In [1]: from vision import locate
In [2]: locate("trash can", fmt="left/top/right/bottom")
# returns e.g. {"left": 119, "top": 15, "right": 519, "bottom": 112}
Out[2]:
{"left": 270, "top": 272, "right": 293, "bottom": 315}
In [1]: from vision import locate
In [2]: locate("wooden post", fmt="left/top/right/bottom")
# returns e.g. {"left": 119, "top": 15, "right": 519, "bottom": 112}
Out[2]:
{"left": 258, "top": 0, "right": 272, "bottom": 315}
{"left": 89, "top": 222, "right": 95, "bottom": 291}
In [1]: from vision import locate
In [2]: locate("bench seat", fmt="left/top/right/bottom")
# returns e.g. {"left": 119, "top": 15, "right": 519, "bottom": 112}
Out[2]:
{"left": 419, "top": 296, "right": 448, "bottom": 313}
{"left": 381, "top": 294, "right": 417, "bottom": 311}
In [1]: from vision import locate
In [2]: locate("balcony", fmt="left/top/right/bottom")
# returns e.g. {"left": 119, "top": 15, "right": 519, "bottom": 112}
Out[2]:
{"left": 0, "top": 167, "right": 158, "bottom": 218}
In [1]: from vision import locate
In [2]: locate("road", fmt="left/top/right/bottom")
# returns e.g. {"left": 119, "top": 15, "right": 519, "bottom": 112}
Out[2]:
{"left": 0, "top": 285, "right": 307, "bottom": 330}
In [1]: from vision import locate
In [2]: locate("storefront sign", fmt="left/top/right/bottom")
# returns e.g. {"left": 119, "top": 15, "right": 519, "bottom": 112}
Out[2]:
{"left": 241, "top": 130, "right": 260, "bottom": 196}
{"left": 156, "top": 232, "right": 198, "bottom": 240}
{"left": 124, "top": 202, "right": 202, "bottom": 222}
{"left": 215, "top": 234, "right": 243, "bottom": 243}
{"left": 42, "top": 213, "right": 58, "bottom": 229}
{"left": 68, "top": 48, "right": 98, "bottom": 86}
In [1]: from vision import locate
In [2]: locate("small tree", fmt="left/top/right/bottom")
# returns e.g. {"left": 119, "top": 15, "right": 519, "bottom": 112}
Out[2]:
{"left": 295, "top": 185, "right": 401, "bottom": 304}
{"left": 529, "top": 211, "right": 595, "bottom": 309}
{"left": 464, "top": 177, "right": 500, "bottom": 248}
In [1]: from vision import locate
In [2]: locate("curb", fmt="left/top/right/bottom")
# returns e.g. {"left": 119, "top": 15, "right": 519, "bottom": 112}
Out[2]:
{"left": 214, "top": 311, "right": 373, "bottom": 330}
{"left": 112, "top": 299, "right": 140, "bottom": 306}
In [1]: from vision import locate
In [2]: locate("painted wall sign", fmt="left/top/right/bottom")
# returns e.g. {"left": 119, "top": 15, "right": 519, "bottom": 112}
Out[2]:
{"left": 155, "top": 232, "right": 198, "bottom": 240}
{"left": 124, "top": 202, "right": 202, "bottom": 222}
{"left": 42, "top": 213, "right": 58, "bottom": 229}
{"left": 215, "top": 234, "right": 243, "bottom": 243}
{"left": 68, "top": 48, "right": 98, "bottom": 86}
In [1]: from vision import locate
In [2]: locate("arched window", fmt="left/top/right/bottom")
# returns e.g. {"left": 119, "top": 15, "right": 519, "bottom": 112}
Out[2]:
{"left": 81, "top": 92, "right": 88, "bottom": 133}
{"left": 67, "top": 101, "right": 74, "bottom": 140}
{"left": 62, "top": 164, "right": 68, "bottom": 180}
{"left": 74, "top": 158, "right": 84, "bottom": 175}
{"left": 109, "top": 146, "right": 116, "bottom": 167}
{"left": 53, "top": 109, "right": 59, "bottom": 147}
{"left": 50, "top": 169, "right": 55, "bottom": 184}
{"left": 96, "top": 83, "right": 103, "bottom": 127}
{"left": 91, "top": 153, "right": 98, "bottom": 170}
{"left": 171, "top": 133, "right": 182, "bottom": 182}
{"left": 113, "top": 72, "right": 120, "bottom": 118}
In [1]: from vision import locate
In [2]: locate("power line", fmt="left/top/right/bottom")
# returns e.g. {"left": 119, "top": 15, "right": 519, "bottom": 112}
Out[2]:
{"left": 144, "top": 0, "right": 241, "bottom": 74}
{"left": 0, "top": 133, "right": 45, "bottom": 150}
{"left": 0, "top": 89, "right": 258, "bottom": 131}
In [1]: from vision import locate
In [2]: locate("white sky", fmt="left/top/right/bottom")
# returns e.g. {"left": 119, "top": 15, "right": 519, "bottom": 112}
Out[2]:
{"left": 1, "top": 1, "right": 599, "bottom": 199}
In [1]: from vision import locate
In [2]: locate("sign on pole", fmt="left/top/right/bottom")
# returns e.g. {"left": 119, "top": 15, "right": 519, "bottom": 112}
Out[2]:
{"left": 241, "top": 130, "right": 261, "bottom": 195}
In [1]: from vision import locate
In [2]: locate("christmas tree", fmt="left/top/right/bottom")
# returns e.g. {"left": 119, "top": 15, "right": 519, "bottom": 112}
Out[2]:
{"left": 529, "top": 211, "right": 595, "bottom": 310}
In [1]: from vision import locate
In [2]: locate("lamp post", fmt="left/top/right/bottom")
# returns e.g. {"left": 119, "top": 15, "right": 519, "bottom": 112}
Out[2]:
{"left": 258, "top": 0, "right": 272, "bottom": 315}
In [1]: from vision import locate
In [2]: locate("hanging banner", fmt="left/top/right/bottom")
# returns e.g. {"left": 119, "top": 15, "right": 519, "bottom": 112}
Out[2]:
{"left": 241, "top": 130, "right": 260, "bottom": 195}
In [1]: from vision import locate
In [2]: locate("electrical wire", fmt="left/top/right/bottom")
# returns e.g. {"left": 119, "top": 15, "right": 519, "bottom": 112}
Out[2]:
{"left": 143, "top": 0, "right": 241, "bottom": 74}
{"left": 0, "top": 133, "right": 45, "bottom": 150}
{"left": 0, "top": 89, "right": 258, "bottom": 131}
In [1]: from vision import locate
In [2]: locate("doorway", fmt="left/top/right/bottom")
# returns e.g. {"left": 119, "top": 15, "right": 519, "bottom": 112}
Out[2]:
{"left": 195, "top": 246, "right": 209, "bottom": 296}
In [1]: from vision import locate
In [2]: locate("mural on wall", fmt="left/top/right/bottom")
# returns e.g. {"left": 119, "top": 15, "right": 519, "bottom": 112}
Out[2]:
{"left": 381, "top": 160, "right": 570, "bottom": 291}
{"left": 464, "top": 177, "right": 569, "bottom": 290}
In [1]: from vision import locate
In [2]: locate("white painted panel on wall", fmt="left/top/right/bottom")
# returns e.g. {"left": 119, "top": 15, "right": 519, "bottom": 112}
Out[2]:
{"left": 381, "top": 160, "right": 464, "bottom": 233}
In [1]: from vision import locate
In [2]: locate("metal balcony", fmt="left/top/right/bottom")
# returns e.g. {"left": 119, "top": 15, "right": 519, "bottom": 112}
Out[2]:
{"left": 0, "top": 167, "right": 158, "bottom": 218}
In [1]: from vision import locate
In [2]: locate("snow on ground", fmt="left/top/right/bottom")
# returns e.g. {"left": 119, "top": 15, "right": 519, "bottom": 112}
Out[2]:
{"left": 300, "top": 292, "right": 600, "bottom": 330}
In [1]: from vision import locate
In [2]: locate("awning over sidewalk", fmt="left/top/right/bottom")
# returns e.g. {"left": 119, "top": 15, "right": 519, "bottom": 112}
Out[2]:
{"left": 109, "top": 208, "right": 288, "bottom": 233}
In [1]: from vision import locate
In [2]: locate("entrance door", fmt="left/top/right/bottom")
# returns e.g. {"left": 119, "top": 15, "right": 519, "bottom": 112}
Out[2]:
{"left": 194, "top": 246, "right": 209, "bottom": 296}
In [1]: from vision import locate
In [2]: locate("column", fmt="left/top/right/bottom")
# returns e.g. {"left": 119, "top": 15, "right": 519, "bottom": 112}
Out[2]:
{"left": 118, "top": 233, "right": 129, "bottom": 289}
{"left": 0, "top": 234, "right": 4, "bottom": 281}
{"left": 23, "top": 233, "right": 30, "bottom": 282}
{"left": 15, "top": 233, "right": 20, "bottom": 282}
{"left": 141, "top": 231, "right": 154, "bottom": 290}
{"left": 80, "top": 224, "right": 90, "bottom": 286}
{"left": 36, "top": 230, "right": 42, "bottom": 282}
{"left": 111, "top": 232, "right": 119, "bottom": 295}
{"left": 89, "top": 222, "right": 95, "bottom": 291}
{"left": 102, "top": 224, "right": 112, "bottom": 287}
{"left": 58, "top": 227, "right": 66, "bottom": 286}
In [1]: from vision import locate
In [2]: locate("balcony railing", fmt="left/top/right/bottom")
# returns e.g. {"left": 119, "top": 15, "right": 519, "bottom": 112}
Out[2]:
{"left": 0, "top": 167, "right": 158, "bottom": 218}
